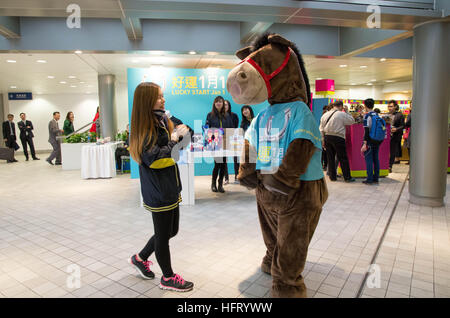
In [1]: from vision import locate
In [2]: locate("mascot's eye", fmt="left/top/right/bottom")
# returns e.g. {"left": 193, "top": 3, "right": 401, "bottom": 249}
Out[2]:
{"left": 239, "top": 72, "right": 247, "bottom": 79}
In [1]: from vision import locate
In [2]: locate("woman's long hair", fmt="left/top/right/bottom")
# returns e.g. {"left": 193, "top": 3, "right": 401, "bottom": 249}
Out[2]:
{"left": 130, "top": 82, "right": 173, "bottom": 164}
{"left": 210, "top": 96, "right": 225, "bottom": 119}
{"left": 66, "top": 111, "right": 73, "bottom": 121}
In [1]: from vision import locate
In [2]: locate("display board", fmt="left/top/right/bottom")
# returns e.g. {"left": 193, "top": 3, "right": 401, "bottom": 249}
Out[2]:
{"left": 127, "top": 67, "right": 270, "bottom": 178}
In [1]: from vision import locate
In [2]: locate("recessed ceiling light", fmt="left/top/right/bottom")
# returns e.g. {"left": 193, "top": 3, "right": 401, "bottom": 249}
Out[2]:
{"left": 36, "top": 60, "right": 47, "bottom": 63}
{"left": 189, "top": 51, "right": 196, "bottom": 55}
{"left": 316, "top": 78, "right": 323, "bottom": 80}
{"left": 75, "top": 50, "right": 82, "bottom": 54}
{"left": 47, "top": 76, "right": 55, "bottom": 79}
{"left": 132, "top": 59, "right": 139, "bottom": 63}
{"left": 6, "top": 60, "right": 16, "bottom": 63}
{"left": 360, "top": 66, "right": 368, "bottom": 69}
{"left": 68, "top": 76, "right": 76, "bottom": 79}
{"left": 60, "top": 81, "right": 67, "bottom": 84}
{"left": 206, "top": 52, "right": 219, "bottom": 56}
{"left": 367, "top": 83, "right": 373, "bottom": 86}
{"left": 87, "top": 85, "right": 93, "bottom": 87}
{"left": 10, "top": 86, "right": 17, "bottom": 88}
{"left": 403, "top": 91, "right": 409, "bottom": 93}
{"left": 380, "top": 58, "right": 387, "bottom": 62}
{"left": 86, "top": 92, "right": 91, "bottom": 94}
{"left": 351, "top": 83, "right": 356, "bottom": 85}
{"left": 385, "top": 80, "right": 395, "bottom": 83}
{"left": 371, "top": 79, "right": 377, "bottom": 82}
{"left": 79, "top": 81, "right": 85, "bottom": 84}
{"left": 70, "top": 85, "right": 77, "bottom": 88}
{"left": 339, "top": 65, "right": 348, "bottom": 68}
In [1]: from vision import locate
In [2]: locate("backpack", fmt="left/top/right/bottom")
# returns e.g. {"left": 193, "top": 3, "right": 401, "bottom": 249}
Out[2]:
{"left": 369, "top": 113, "right": 386, "bottom": 144}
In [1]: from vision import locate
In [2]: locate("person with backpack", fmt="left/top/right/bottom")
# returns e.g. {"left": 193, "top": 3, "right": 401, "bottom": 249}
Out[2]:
{"left": 361, "top": 98, "right": 386, "bottom": 185}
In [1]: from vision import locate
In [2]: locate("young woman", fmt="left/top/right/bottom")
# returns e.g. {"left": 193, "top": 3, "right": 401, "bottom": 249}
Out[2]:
{"left": 240, "top": 105, "right": 254, "bottom": 133}
{"left": 129, "top": 82, "right": 193, "bottom": 292}
{"left": 63, "top": 111, "right": 75, "bottom": 136}
{"left": 224, "top": 100, "right": 240, "bottom": 184}
{"left": 205, "top": 96, "right": 231, "bottom": 193}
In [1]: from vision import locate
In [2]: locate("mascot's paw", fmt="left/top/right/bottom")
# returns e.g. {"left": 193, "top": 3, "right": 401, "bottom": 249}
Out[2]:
{"left": 272, "top": 281, "right": 307, "bottom": 298}
{"left": 238, "top": 172, "right": 258, "bottom": 190}
{"left": 261, "top": 262, "right": 271, "bottom": 275}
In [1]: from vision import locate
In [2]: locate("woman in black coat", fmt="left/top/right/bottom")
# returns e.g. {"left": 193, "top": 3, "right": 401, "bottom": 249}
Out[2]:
{"left": 205, "top": 96, "right": 232, "bottom": 193}
{"left": 224, "top": 100, "right": 240, "bottom": 184}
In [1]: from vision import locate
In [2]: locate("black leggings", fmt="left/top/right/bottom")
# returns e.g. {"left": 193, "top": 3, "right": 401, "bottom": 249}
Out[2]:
{"left": 212, "top": 157, "right": 226, "bottom": 183}
{"left": 139, "top": 207, "right": 179, "bottom": 278}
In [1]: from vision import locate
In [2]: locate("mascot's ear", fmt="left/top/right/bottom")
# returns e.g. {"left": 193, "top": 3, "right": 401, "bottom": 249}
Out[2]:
{"left": 268, "top": 34, "right": 294, "bottom": 48}
{"left": 236, "top": 46, "right": 252, "bottom": 60}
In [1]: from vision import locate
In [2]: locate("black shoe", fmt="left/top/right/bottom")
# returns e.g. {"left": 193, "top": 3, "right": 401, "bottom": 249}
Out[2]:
{"left": 12, "top": 159, "right": 18, "bottom": 162}
{"left": 46, "top": 158, "right": 54, "bottom": 165}
{"left": 329, "top": 178, "right": 337, "bottom": 182}
{"left": 55, "top": 162, "right": 62, "bottom": 165}
{"left": 129, "top": 254, "right": 155, "bottom": 280}
{"left": 33, "top": 157, "right": 40, "bottom": 160}
{"left": 389, "top": 168, "right": 392, "bottom": 173}
{"left": 160, "top": 274, "right": 194, "bottom": 292}
{"left": 211, "top": 181, "right": 218, "bottom": 192}
{"left": 345, "top": 178, "right": 356, "bottom": 183}
{"left": 394, "top": 160, "right": 400, "bottom": 164}
{"left": 218, "top": 182, "right": 225, "bottom": 193}
{"left": 362, "top": 180, "right": 374, "bottom": 185}
{"left": 25, "top": 157, "right": 29, "bottom": 161}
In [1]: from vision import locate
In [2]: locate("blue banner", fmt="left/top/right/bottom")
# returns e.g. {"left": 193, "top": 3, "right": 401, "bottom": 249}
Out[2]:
{"left": 127, "top": 67, "right": 269, "bottom": 179}
{"left": 8, "top": 92, "right": 32, "bottom": 100}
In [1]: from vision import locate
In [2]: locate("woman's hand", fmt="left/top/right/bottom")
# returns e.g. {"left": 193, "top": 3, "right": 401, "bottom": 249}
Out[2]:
{"left": 176, "top": 125, "right": 189, "bottom": 137}
{"left": 361, "top": 144, "right": 368, "bottom": 154}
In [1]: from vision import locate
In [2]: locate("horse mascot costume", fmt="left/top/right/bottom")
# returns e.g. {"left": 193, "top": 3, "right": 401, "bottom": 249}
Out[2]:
{"left": 227, "top": 33, "right": 328, "bottom": 298}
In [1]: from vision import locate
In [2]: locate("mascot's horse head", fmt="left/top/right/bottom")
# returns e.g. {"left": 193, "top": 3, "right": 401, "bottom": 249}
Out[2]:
{"left": 227, "top": 33, "right": 311, "bottom": 106}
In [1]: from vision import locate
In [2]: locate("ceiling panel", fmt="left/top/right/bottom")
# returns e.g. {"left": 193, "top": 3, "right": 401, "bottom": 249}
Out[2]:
{"left": 0, "top": 52, "right": 412, "bottom": 95}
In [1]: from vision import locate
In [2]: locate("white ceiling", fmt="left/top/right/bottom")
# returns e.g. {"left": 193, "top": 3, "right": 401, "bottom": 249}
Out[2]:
{"left": 0, "top": 52, "right": 413, "bottom": 95}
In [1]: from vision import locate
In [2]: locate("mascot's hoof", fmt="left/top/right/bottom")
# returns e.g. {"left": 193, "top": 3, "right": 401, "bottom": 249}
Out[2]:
{"left": 261, "top": 262, "right": 271, "bottom": 275}
{"left": 271, "top": 281, "right": 307, "bottom": 298}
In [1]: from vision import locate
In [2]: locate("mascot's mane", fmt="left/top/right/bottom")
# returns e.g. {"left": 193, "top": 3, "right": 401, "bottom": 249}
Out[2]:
{"left": 250, "top": 32, "right": 311, "bottom": 106}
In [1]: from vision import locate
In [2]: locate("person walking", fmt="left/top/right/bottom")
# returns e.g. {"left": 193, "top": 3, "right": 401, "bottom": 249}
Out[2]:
{"left": 2, "top": 114, "right": 19, "bottom": 163}
{"left": 47, "top": 112, "right": 64, "bottom": 165}
{"left": 17, "top": 113, "right": 39, "bottom": 161}
{"left": 404, "top": 109, "right": 411, "bottom": 164}
{"left": 128, "top": 82, "right": 193, "bottom": 292}
{"left": 387, "top": 100, "right": 405, "bottom": 172}
{"left": 63, "top": 111, "right": 75, "bottom": 136}
{"left": 223, "top": 99, "right": 239, "bottom": 184}
{"left": 361, "top": 98, "right": 386, "bottom": 185}
{"left": 319, "top": 101, "right": 355, "bottom": 182}
{"left": 205, "top": 96, "right": 231, "bottom": 193}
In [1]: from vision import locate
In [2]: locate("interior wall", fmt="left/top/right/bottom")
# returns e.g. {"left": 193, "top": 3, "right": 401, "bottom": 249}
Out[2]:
{"left": 115, "top": 81, "right": 129, "bottom": 133}
{"left": 8, "top": 94, "right": 99, "bottom": 151}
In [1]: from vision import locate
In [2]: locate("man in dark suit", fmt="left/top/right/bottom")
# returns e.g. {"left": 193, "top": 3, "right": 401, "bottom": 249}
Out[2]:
{"left": 17, "top": 112, "right": 39, "bottom": 161}
{"left": 2, "top": 114, "right": 19, "bottom": 163}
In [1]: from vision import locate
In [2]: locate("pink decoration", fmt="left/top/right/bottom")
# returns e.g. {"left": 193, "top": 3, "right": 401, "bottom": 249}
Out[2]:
{"left": 315, "top": 79, "right": 335, "bottom": 93}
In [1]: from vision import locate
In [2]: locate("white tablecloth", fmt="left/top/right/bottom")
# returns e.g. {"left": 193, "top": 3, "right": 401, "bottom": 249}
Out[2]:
{"left": 81, "top": 142, "right": 122, "bottom": 179}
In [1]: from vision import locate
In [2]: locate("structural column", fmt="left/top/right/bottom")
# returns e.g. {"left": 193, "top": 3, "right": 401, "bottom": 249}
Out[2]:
{"left": 409, "top": 19, "right": 450, "bottom": 207}
{"left": 97, "top": 74, "right": 116, "bottom": 139}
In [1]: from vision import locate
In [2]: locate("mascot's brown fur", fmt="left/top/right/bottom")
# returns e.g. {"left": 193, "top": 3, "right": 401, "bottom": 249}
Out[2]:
{"left": 227, "top": 33, "right": 328, "bottom": 298}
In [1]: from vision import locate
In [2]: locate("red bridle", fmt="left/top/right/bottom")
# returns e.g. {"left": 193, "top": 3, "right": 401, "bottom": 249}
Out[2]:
{"left": 238, "top": 49, "right": 291, "bottom": 98}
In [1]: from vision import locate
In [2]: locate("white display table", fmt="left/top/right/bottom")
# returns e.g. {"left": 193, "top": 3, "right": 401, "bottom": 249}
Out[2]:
{"left": 81, "top": 142, "right": 122, "bottom": 179}
{"left": 61, "top": 143, "right": 86, "bottom": 171}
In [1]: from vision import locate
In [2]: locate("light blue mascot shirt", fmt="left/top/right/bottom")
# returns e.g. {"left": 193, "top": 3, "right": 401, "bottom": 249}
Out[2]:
{"left": 245, "top": 100, "right": 324, "bottom": 181}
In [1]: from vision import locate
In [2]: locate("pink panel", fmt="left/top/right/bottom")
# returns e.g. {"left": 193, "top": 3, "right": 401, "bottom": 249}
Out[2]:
{"left": 315, "top": 79, "right": 335, "bottom": 92}
{"left": 345, "top": 124, "right": 391, "bottom": 171}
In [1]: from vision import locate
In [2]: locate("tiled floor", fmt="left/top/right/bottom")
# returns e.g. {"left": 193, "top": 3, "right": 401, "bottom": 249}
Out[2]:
{"left": 0, "top": 154, "right": 448, "bottom": 298}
